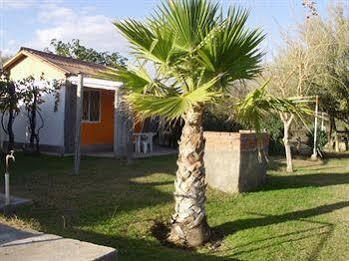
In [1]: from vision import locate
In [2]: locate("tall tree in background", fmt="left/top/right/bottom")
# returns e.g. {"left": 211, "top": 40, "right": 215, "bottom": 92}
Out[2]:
{"left": 109, "top": 0, "right": 265, "bottom": 246}
{"left": 265, "top": 2, "right": 323, "bottom": 171}
{"left": 305, "top": 4, "right": 349, "bottom": 150}
{"left": 45, "top": 39, "right": 127, "bottom": 68}
{"left": 0, "top": 54, "right": 11, "bottom": 64}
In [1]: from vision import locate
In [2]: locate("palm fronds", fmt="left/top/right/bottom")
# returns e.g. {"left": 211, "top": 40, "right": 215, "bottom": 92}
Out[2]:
{"left": 235, "top": 81, "right": 313, "bottom": 133}
{"left": 106, "top": 0, "right": 265, "bottom": 120}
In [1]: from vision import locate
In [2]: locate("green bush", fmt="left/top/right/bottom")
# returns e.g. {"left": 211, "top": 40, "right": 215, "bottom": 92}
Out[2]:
{"left": 260, "top": 116, "right": 285, "bottom": 156}
{"left": 307, "top": 128, "right": 328, "bottom": 151}
{"left": 203, "top": 109, "right": 242, "bottom": 132}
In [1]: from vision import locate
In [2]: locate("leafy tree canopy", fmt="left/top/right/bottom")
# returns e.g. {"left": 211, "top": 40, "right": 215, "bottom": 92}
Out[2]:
{"left": 45, "top": 39, "right": 127, "bottom": 68}
{"left": 0, "top": 54, "right": 11, "bottom": 64}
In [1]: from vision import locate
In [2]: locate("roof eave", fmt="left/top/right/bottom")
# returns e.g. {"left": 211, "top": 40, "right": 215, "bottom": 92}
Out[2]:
{"left": 67, "top": 75, "right": 123, "bottom": 90}
{"left": 3, "top": 49, "right": 71, "bottom": 75}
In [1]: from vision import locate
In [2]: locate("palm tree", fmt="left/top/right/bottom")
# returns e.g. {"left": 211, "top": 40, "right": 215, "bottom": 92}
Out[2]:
{"left": 110, "top": 0, "right": 265, "bottom": 247}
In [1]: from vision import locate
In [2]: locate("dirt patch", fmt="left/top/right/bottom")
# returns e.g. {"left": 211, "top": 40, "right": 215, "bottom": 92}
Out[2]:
{"left": 150, "top": 220, "right": 224, "bottom": 251}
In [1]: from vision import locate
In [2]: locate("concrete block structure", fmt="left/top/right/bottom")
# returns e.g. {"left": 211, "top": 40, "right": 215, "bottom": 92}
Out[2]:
{"left": 204, "top": 131, "right": 269, "bottom": 193}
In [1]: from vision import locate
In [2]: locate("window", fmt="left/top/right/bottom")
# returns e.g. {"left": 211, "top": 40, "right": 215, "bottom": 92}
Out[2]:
{"left": 83, "top": 90, "right": 100, "bottom": 122}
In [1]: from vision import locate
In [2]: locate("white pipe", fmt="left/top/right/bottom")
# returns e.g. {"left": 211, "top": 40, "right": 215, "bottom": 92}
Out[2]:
{"left": 312, "top": 96, "right": 319, "bottom": 159}
{"left": 5, "top": 173, "right": 10, "bottom": 205}
{"left": 321, "top": 112, "right": 324, "bottom": 131}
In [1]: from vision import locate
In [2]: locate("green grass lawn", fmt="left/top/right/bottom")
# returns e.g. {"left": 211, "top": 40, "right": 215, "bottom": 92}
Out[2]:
{"left": 1, "top": 153, "right": 349, "bottom": 260}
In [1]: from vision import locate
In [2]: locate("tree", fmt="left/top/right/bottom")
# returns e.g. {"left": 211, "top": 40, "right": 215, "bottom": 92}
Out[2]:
{"left": 107, "top": 0, "right": 265, "bottom": 246}
{"left": 0, "top": 73, "right": 22, "bottom": 152}
{"left": 20, "top": 75, "right": 61, "bottom": 153}
{"left": 0, "top": 71, "right": 61, "bottom": 153}
{"left": 45, "top": 39, "right": 127, "bottom": 68}
{"left": 265, "top": 11, "right": 323, "bottom": 171}
{"left": 305, "top": 4, "right": 349, "bottom": 150}
{"left": 0, "top": 54, "right": 11, "bottom": 64}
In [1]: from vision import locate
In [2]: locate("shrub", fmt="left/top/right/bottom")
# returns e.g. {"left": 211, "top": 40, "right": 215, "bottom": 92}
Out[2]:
{"left": 203, "top": 108, "right": 242, "bottom": 132}
{"left": 307, "top": 128, "right": 328, "bottom": 151}
{"left": 261, "top": 116, "right": 285, "bottom": 156}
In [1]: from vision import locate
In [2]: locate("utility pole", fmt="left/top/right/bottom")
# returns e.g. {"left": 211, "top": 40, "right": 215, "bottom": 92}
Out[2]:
{"left": 311, "top": 95, "right": 319, "bottom": 160}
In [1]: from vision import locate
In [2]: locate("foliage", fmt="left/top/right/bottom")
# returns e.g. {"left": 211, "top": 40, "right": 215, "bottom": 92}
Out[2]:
{"left": 203, "top": 106, "right": 242, "bottom": 132}
{"left": 235, "top": 82, "right": 312, "bottom": 134}
{"left": 0, "top": 75, "right": 22, "bottom": 151}
{"left": 46, "top": 39, "right": 127, "bottom": 68}
{"left": 307, "top": 128, "right": 328, "bottom": 152}
{"left": 0, "top": 73, "right": 60, "bottom": 152}
{"left": 305, "top": 5, "right": 349, "bottom": 124}
{"left": 0, "top": 54, "right": 11, "bottom": 64}
{"left": 260, "top": 116, "right": 284, "bottom": 155}
{"left": 20, "top": 74, "right": 61, "bottom": 153}
{"left": 105, "top": 0, "right": 265, "bottom": 121}
{"left": 0, "top": 78, "right": 21, "bottom": 115}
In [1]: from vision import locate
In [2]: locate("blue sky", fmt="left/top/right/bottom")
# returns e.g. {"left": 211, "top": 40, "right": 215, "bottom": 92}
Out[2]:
{"left": 0, "top": 0, "right": 344, "bottom": 59}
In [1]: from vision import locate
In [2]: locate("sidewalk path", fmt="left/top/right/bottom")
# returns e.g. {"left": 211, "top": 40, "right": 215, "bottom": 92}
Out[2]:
{"left": 0, "top": 224, "right": 117, "bottom": 260}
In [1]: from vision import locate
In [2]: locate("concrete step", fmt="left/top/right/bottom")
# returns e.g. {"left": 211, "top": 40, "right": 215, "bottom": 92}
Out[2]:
{"left": 0, "top": 224, "right": 117, "bottom": 260}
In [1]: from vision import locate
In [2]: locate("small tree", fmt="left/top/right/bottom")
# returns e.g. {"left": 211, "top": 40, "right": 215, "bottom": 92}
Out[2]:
{"left": 0, "top": 73, "right": 22, "bottom": 152}
{"left": 266, "top": 12, "right": 323, "bottom": 171}
{"left": 20, "top": 75, "right": 60, "bottom": 153}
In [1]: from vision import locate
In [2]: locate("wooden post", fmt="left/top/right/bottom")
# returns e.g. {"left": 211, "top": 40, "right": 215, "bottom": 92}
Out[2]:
{"left": 74, "top": 74, "right": 83, "bottom": 174}
{"left": 113, "top": 88, "right": 134, "bottom": 160}
{"left": 113, "top": 88, "right": 120, "bottom": 158}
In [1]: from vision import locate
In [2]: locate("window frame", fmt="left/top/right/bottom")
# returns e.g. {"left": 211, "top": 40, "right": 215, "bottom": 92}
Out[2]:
{"left": 82, "top": 89, "right": 101, "bottom": 124}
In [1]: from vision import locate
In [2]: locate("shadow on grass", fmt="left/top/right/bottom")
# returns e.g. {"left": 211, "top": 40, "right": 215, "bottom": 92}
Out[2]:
{"left": 213, "top": 201, "right": 346, "bottom": 260}
{"left": 223, "top": 224, "right": 333, "bottom": 260}
{"left": 1, "top": 153, "right": 177, "bottom": 231}
{"left": 324, "top": 152, "right": 349, "bottom": 159}
{"left": 214, "top": 201, "right": 347, "bottom": 236}
{"left": 266, "top": 157, "right": 285, "bottom": 171}
{"left": 52, "top": 227, "right": 232, "bottom": 261}
{"left": 4, "top": 153, "right": 349, "bottom": 259}
{"left": 2, "top": 154, "right": 234, "bottom": 260}
{"left": 263, "top": 172, "right": 349, "bottom": 191}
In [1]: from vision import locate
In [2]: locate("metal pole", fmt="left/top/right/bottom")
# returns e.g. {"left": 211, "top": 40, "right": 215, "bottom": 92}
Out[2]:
{"left": 5, "top": 150, "right": 15, "bottom": 206}
{"left": 74, "top": 74, "right": 83, "bottom": 174}
{"left": 311, "top": 95, "right": 319, "bottom": 160}
{"left": 5, "top": 173, "right": 10, "bottom": 205}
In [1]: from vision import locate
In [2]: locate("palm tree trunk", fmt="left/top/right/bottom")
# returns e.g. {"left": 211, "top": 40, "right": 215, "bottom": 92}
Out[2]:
{"left": 280, "top": 113, "right": 294, "bottom": 173}
{"left": 168, "top": 106, "right": 210, "bottom": 247}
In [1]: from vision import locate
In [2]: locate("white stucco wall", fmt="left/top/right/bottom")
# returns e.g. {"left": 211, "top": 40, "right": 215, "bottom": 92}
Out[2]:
{"left": 0, "top": 83, "right": 66, "bottom": 149}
